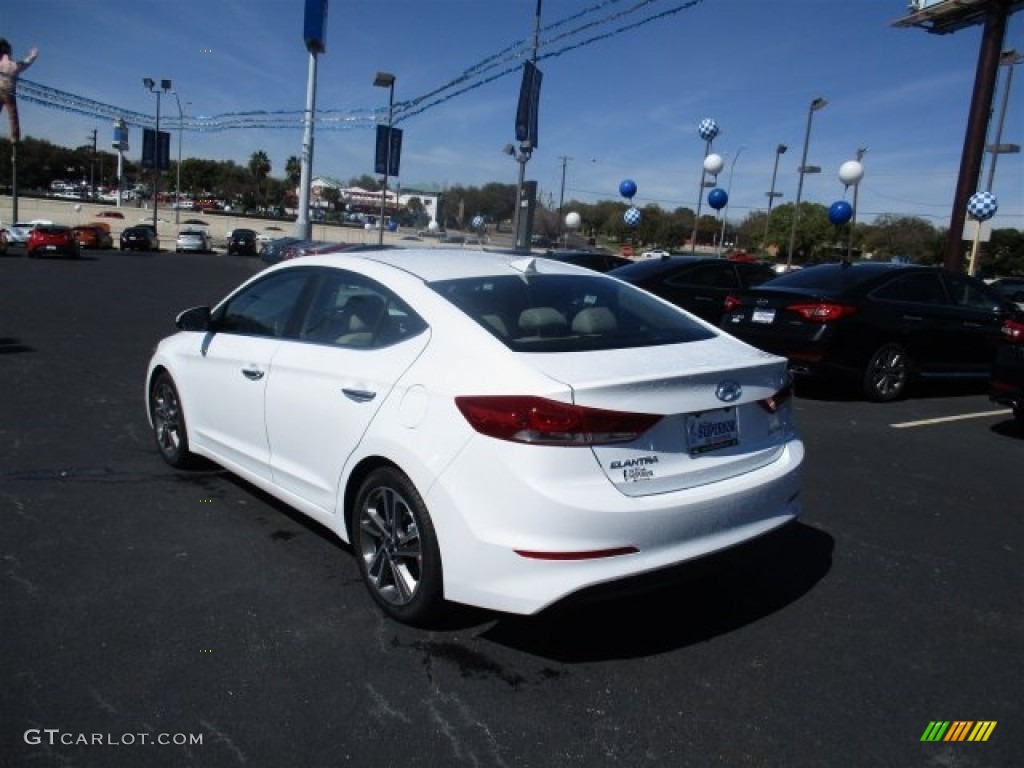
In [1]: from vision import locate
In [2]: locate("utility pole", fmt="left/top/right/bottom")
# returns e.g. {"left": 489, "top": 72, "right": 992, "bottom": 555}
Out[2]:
{"left": 89, "top": 129, "right": 97, "bottom": 200}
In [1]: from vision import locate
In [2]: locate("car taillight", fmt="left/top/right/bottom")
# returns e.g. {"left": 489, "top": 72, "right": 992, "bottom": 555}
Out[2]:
{"left": 455, "top": 395, "right": 662, "bottom": 445}
{"left": 723, "top": 294, "right": 743, "bottom": 313}
{"left": 758, "top": 379, "right": 793, "bottom": 413}
{"left": 1001, "top": 318, "right": 1024, "bottom": 342}
{"left": 786, "top": 302, "right": 857, "bottom": 323}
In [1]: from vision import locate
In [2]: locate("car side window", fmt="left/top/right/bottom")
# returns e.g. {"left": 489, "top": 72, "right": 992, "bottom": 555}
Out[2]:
{"left": 872, "top": 273, "right": 947, "bottom": 304}
{"left": 667, "top": 263, "right": 736, "bottom": 289}
{"left": 941, "top": 274, "right": 1001, "bottom": 311}
{"left": 298, "top": 270, "right": 427, "bottom": 349}
{"left": 217, "top": 272, "right": 311, "bottom": 338}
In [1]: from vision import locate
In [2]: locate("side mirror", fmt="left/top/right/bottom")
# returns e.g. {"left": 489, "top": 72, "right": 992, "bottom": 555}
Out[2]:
{"left": 175, "top": 305, "right": 211, "bottom": 332}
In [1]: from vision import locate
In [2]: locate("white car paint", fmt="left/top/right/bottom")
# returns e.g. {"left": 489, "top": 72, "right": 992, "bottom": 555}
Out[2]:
{"left": 147, "top": 249, "right": 803, "bottom": 620}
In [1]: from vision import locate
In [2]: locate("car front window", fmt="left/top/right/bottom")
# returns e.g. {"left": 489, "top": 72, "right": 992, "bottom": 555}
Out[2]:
{"left": 297, "top": 270, "right": 427, "bottom": 349}
{"left": 431, "top": 273, "right": 715, "bottom": 352}
{"left": 215, "top": 271, "right": 311, "bottom": 338}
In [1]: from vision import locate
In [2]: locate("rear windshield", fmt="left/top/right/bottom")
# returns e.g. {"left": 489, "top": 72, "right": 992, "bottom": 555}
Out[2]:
{"left": 430, "top": 273, "right": 715, "bottom": 352}
{"left": 766, "top": 263, "right": 901, "bottom": 292}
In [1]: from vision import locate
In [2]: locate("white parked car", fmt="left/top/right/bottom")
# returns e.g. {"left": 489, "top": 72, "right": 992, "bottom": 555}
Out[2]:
{"left": 6, "top": 220, "right": 53, "bottom": 244}
{"left": 146, "top": 249, "right": 803, "bottom": 624}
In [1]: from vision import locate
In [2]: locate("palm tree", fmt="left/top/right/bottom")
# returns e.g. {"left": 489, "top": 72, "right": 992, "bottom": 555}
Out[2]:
{"left": 248, "top": 150, "right": 271, "bottom": 207}
{"left": 285, "top": 155, "right": 301, "bottom": 188}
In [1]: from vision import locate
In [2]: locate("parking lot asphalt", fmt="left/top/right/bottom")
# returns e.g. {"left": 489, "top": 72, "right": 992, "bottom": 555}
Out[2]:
{"left": 1, "top": 248, "right": 1021, "bottom": 768}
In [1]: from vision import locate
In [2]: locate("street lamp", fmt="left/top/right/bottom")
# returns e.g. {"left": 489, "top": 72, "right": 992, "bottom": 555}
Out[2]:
{"left": 717, "top": 146, "right": 745, "bottom": 256}
{"left": 503, "top": 142, "right": 532, "bottom": 252}
{"left": 373, "top": 71, "right": 396, "bottom": 246}
{"left": 786, "top": 97, "right": 827, "bottom": 268}
{"left": 171, "top": 92, "right": 189, "bottom": 225}
{"left": 984, "top": 49, "right": 1022, "bottom": 192}
{"left": 762, "top": 143, "right": 787, "bottom": 253}
{"left": 143, "top": 77, "right": 172, "bottom": 233}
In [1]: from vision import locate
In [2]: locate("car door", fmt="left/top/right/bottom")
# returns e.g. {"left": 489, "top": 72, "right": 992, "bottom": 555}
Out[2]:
{"left": 864, "top": 271, "right": 951, "bottom": 370}
{"left": 182, "top": 269, "right": 314, "bottom": 480}
{"left": 937, "top": 273, "right": 1010, "bottom": 374}
{"left": 663, "top": 261, "right": 741, "bottom": 323}
{"left": 265, "top": 269, "right": 430, "bottom": 514}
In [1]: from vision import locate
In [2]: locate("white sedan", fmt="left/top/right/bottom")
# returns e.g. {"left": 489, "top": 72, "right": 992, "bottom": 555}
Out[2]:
{"left": 146, "top": 249, "right": 803, "bottom": 624}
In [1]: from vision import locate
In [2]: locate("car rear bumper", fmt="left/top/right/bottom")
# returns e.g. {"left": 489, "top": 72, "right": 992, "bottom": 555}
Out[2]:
{"left": 426, "top": 437, "right": 804, "bottom": 615}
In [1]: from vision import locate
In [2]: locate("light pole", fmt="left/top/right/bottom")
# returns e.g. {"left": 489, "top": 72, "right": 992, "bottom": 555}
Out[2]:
{"left": 171, "top": 92, "right": 189, "bottom": 225}
{"left": 556, "top": 155, "right": 570, "bottom": 247}
{"left": 717, "top": 146, "right": 744, "bottom": 256}
{"left": 143, "top": 77, "right": 172, "bottom": 234}
{"left": 373, "top": 71, "right": 396, "bottom": 246}
{"left": 762, "top": 143, "right": 787, "bottom": 253}
{"left": 984, "top": 49, "right": 1022, "bottom": 193}
{"left": 504, "top": 143, "right": 532, "bottom": 251}
{"left": 786, "top": 97, "right": 827, "bottom": 268}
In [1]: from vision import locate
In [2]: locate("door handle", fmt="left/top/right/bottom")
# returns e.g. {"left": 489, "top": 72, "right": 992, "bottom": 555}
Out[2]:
{"left": 342, "top": 388, "right": 376, "bottom": 402}
{"left": 241, "top": 368, "right": 265, "bottom": 381}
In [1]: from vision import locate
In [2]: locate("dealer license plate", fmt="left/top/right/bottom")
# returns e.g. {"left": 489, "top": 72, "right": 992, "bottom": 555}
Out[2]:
{"left": 686, "top": 408, "right": 739, "bottom": 455}
{"left": 752, "top": 308, "right": 776, "bottom": 324}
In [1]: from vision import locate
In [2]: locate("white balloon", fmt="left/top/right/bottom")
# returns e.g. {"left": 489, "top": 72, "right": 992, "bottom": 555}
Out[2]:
{"left": 564, "top": 211, "right": 581, "bottom": 230}
{"left": 74, "top": 203, "right": 83, "bottom": 212}
{"left": 839, "top": 160, "right": 864, "bottom": 186}
{"left": 703, "top": 153, "right": 724, "bottom": 176}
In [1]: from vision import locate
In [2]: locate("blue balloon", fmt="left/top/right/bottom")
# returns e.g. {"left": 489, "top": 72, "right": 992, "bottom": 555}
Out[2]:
{"left": 619, "top": 179, "right": 637, "bottom": 200}
{"left": 828, "top": 200, "right": 853, "bottom": 225}
{"left": 707, "top": 188, "right": 728, "bottom": 210}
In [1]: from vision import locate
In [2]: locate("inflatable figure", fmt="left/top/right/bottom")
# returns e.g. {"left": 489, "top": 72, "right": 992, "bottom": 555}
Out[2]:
{"left": 0, "top": 39, "right": 39, "bottom": 141}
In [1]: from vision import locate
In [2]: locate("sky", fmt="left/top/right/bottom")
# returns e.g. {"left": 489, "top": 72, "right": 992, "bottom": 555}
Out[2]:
{"left": 4, "top": 0, "right": 1023, "bottom": 229}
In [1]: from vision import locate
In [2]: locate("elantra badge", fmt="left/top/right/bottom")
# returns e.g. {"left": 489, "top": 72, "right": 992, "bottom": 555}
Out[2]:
{"left": 716, "top": 380, "right": 742, "bottom": 403}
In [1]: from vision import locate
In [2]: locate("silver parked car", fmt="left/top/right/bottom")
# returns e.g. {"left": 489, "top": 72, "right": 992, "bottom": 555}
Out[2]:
{"left": 175, "top": 229, "right": 212, "bottom": 253}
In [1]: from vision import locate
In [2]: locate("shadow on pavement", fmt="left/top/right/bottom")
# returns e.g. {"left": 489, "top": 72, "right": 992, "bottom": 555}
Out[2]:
{"left": 482, "top": 521, "right": 834, "bottom": 661}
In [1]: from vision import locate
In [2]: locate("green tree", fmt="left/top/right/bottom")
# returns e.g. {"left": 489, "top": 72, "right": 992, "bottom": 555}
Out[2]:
{"left": 248, "top": 150, "right": 271, "bottom": 206}
{"left": 285, "top": 155, "right": 301, "bottom": 188}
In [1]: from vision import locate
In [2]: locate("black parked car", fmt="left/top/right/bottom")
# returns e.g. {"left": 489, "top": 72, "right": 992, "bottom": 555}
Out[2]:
{"left": 542, "top": 250, "right": 633, "bottom": 273}
{"left": 227, "top": 228, "right": 258, "bottom": 256}
{"left": 721, "top": 261, "right": 1019, "bottom": 401}
{"left": 120, "top": 225, "right": 159, "bottom": 252}
{"left": 990, "top": 316, "right": 1024, "bottom": 425}
{"left": 609, "top": 255, "right": 777, "bottom": 324}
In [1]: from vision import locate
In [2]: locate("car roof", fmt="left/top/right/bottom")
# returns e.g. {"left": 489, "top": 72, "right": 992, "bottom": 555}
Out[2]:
{"left": 283, "top": 248, "right": 590, "bottom": 282}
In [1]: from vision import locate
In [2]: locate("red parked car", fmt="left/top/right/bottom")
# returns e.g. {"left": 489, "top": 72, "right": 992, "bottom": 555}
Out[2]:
{"left": 27, "top": 225, "right": 81, "bottom": 258}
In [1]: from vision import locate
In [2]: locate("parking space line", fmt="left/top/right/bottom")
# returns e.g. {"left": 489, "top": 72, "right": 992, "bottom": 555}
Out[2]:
{"left": 890, "top": 409, "right": 1012, "bottom": 429}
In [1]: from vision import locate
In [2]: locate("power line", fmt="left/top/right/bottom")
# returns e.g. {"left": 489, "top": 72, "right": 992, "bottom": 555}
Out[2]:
{"left": 16, "top": 0, "right": 708, "bottom": 132}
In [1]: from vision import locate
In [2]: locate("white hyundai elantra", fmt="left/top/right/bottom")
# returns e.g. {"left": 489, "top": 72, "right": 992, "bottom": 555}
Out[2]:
{"left": 146, "top": 248, "right": 803, "bottom": 625}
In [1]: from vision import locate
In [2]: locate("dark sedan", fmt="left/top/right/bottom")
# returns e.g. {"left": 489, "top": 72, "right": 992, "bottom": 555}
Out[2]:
{"left": 990, "top": 316, "right": 1024, "bottom": 425}
{"left": 259, "top": 236, "right": 304, "bottom": 265}
{"left": 721, "top": 261, "right": 1018, "bottom": 401}
{"left": 120, "top": 225, "right": 159, "bottom": 252}
{"left": 542, "top": 250, "right": 633, "bottom": 273}
{"left": 227, "top": 228, "right": 258, "bottom": 256}
{"left": 609, "top": 255, "right": 776, "bottom": 323}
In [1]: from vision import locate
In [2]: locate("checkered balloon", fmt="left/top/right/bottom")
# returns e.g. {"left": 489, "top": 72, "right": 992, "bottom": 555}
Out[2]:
{"left": 623, "top": 206, "right": 641, "bottom": 228}
{"left": 698, "top": 118, "right": 719, "bottom": 142}
{"left": 472, "top": 215, "right": 485, "bottom": 230}
{"left": 967, "top": 191, "right": 998, "bottom": 221}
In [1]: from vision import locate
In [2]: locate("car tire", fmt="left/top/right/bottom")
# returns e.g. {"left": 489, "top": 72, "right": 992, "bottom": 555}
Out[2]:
{"left": 862, "top": 342, "right": 910, "bottom": 402}
{"left": 353, "top": 467, "right": 444, "bottom": 625}
{"left": 149, "top": 371, "right": 196, "bottom": 468}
